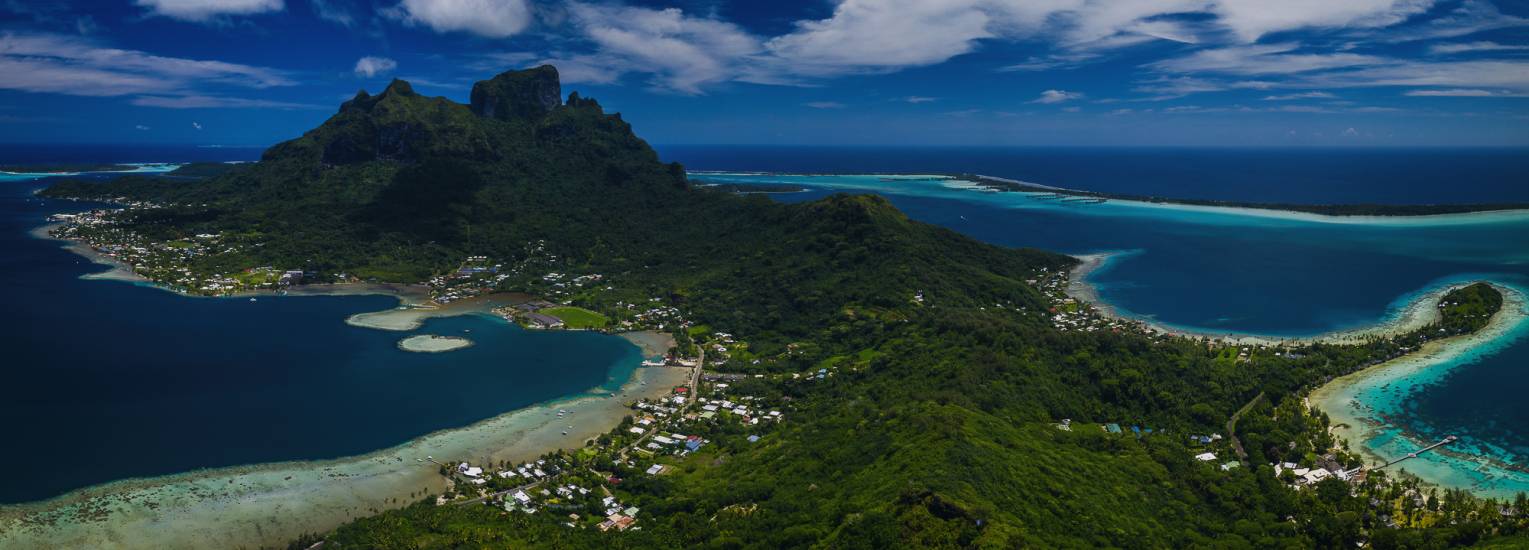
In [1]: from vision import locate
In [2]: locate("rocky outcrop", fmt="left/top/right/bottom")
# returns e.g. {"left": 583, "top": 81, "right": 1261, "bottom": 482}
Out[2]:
{"left": 470, "top": 65, "right": 562, "bottom": 122}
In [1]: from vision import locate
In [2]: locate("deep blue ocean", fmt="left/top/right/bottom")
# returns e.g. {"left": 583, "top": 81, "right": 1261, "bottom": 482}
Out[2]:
{"left": 0, "top": 146, "right": 640, "bottom": 503}
{"left": 3, "top": 144, "right": 1527, "bottom": 500}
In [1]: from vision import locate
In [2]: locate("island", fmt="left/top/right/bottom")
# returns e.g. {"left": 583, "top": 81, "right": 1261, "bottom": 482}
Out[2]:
{"left": 16, "top": 65, "right": 1528, "bottom": 550}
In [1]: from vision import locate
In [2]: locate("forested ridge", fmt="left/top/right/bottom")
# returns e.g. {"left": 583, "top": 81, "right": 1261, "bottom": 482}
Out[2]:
{"left": 43, "top": 67, "right": 1529, "bottom": 549}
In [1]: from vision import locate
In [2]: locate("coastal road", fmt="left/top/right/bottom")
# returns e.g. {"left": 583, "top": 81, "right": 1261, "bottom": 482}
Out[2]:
{"left": 618, "top": 348, "right": 704, "bottom": 462}
{"left": 1227, "top": 391, "right": 1265, "bottom": 462}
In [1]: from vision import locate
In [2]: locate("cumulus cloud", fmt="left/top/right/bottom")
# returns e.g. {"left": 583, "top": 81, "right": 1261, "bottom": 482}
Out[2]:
{"left": 1031, "top": 89, "right": 1084, "bottom": 104}
{"left": 553, "top": 3, "right": 764, "bottom": 94}
{"left": 764, "top": 0, "right": 993, "bottom": 75}
{"left": 135, "top": 0, "right": 284, "bottom": 21}
{"left": 390, "top": 0, "right": 533, "bottom": 38}
{"left": 1208, "top": 0, "right": 1433, "bottom": 42}
{"left": 353, "top": 56, "right": 397, "bottom": 77}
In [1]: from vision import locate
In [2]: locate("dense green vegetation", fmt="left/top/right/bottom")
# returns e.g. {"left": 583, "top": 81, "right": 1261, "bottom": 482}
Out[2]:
{"left": 45, "top": 67, "right": 1529, "bottom": 548}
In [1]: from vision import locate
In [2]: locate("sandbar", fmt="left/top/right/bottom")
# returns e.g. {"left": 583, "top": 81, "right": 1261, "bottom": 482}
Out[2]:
{"left": 345, "top": 293, "right": 530, "bottom": 331}
{"left": 398, "top": 334, "right": 474, "bottom": 353}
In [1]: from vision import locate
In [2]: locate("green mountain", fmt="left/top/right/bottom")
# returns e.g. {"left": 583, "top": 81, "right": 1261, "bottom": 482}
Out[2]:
{"left": 43, "top": 67, "right": 1529, "bottom": 548}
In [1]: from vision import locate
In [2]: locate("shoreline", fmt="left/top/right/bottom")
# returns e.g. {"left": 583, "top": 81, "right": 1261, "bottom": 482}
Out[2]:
{"left": 0, "top": 361, "right": 688, "bottom": 549}
{"left": 1065, "top": 251, "right": 1460, "bottom": 347}
{"left": 10, "top": 219, "right": 690, "bottom": 548}
{"left": 33, "top": 221, "right": 439, "bottom": 302}
{"left": 1309, "top": 283, "right": 1529, "bottom": 499}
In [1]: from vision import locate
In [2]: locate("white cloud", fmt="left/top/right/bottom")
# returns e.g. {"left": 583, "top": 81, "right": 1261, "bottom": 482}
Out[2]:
{"left": 135, "top": 124, "right": 151, "bottom": 130}
{"left": 1032, "top": 89, "right": 1084, "bottom": 104}
{"left": 1403, "top": 88, "right": 1526, "bottom": 97}
{"left": 310, "top": 0, "right": 355, "bottom": 26}
{"left": 1263, "top": 91, "right": 1336, "bottom": 100}
{"left": 1429, "top": 41, "right": 1529, "bottom": 55}
{"left": 132, "top": 95, "right": 325, "bottom": 109}
{"left": 997, "top": 53, "right": 1101, "bottom": 72}
{"left": 765, "top": 0, "right": 993, "bottom": 75}
{"left": 370, "top": 0, "right": 1521, "bottom": 100}
{"left": 1150, "top": 43, "right": 1386, "bottom": 76}
{"left": 135, "top": 0, "right": 284, "bottom": 22}
{"left": 805, "top": 101, "right": 846, "bottom": 109}
{"left": 0, "top": 33, "right": 293, "bottom": 98}
{"left": 1341, "top": 127, "right": 1359, "bottom": 136}
{"left": 1208, "top": 0, "right": 1434, "bottom": 42}
{"left": 561, "top": 3, "right": 764, "bottom": 94}
{"left": 391, "top": 0, "right": 532, "bottom": 38}
{"left": 1319, "top": 60, "right": 1529, "bottom": 93}
{"left": 353, "top": 56, "right": 397, "bottom": 77}
{"left": 1384, "top": 0, "right": 1529, "bottom": 42}
{"left": 192, "top": 121, "right": 203, "bottom": 130}
{"left": 903, "top": 96, "right": 937, "bottom": 103}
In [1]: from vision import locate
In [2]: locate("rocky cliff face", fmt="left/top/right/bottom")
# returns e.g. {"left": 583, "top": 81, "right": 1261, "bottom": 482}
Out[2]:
{"left": 469, "top": 65, "right": 562, "bottom": 122}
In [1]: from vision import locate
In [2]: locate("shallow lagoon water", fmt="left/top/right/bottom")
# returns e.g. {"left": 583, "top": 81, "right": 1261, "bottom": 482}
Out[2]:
{"left": 0, "top": 172, "right": 640, "bottom": 503}
{"left": 694, "top": 171, "right": 1529, "bottom": 497}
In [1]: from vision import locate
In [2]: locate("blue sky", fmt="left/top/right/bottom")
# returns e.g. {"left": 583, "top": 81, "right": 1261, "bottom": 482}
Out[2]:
{"left": 2, "top": 0, "right": 1528, "bottom": 147}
